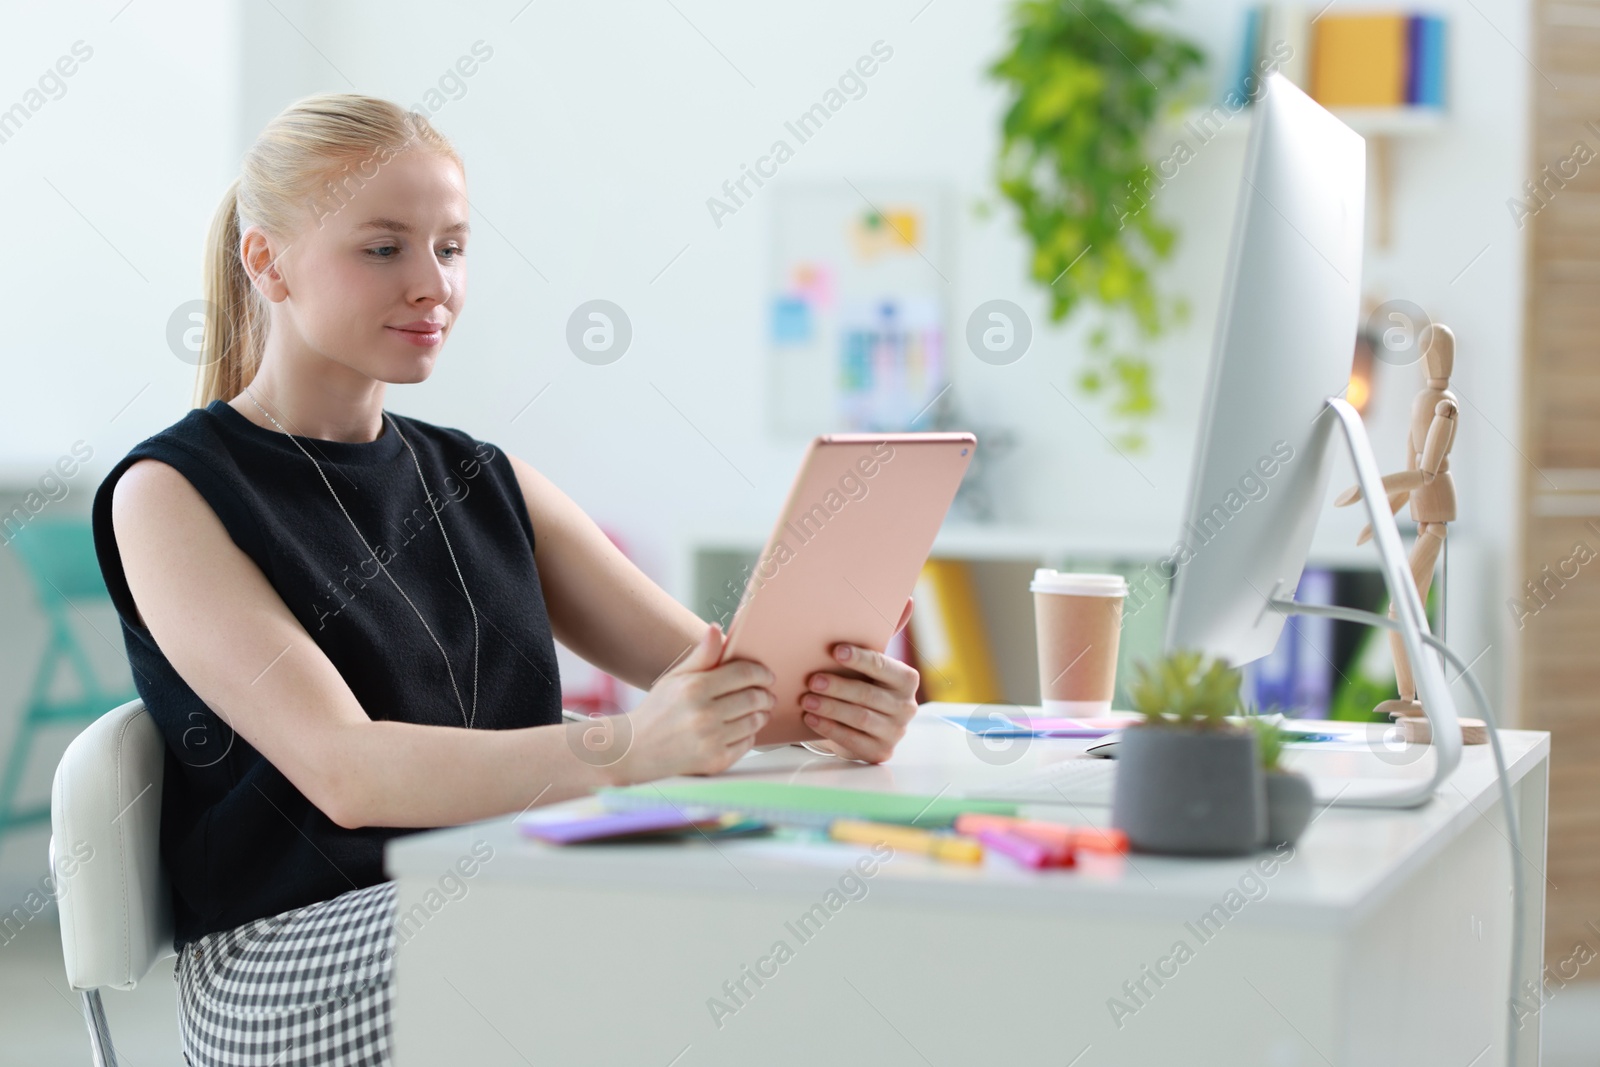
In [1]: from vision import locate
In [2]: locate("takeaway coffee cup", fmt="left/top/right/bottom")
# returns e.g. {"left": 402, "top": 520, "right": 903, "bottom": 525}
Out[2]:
{"left": 1031, "top": 569, "right": 1128, "bottom": 715}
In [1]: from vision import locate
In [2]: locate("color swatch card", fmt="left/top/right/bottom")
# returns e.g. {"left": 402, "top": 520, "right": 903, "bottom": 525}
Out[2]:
{"left": 517, "top": 805, "right": 729, "bottom": 844}
{"left": 940, "top": 711, "right": 1127, "bottom": 739}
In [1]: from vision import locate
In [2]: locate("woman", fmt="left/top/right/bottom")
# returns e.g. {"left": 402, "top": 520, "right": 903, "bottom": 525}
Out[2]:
{"left": 90, "top": 93, "right": 919, "bottom": 1067}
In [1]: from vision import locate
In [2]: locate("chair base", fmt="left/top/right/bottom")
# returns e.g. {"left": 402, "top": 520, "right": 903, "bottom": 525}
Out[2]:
{"left": 83, "top": 988, "right": 119, "bottom": 1067}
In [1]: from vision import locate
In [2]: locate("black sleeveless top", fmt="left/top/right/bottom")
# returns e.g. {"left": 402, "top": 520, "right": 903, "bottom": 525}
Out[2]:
{"left": 90, "top": 399, "right": 563, "bottom": 950}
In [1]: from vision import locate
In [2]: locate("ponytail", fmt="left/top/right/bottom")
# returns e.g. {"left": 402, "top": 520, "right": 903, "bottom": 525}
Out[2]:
{"left": 194, "top": 178, "right": 263, "bottom": 408}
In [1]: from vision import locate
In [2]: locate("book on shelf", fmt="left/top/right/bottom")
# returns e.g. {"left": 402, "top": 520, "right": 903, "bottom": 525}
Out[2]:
{"left": 1407, "top": 14, "right": 1447, "bottom": 107}
{"left": 1233, "top": 6, "right": 1264, "bottom": 101}
{"left": 1244, "top": 568, "right": 1336, "bottom": 717}
{"left": 907, "top": 558, "right": 1002, "bottom": 704}
{"left": 1311, "top": 12, "right": 1409, "bottom": 106}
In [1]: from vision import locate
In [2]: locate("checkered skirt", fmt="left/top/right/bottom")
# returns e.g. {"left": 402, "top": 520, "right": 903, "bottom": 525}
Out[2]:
{"left": 176, "top": 880, "right": 399, "bottom": 1067}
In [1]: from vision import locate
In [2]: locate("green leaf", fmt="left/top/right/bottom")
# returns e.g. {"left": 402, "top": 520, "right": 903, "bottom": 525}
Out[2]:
{"left": 1115, "top": 430, "right": 1148, "bottom": 453}
{"left": 1249, "top": 713, "right": 1286, "bottom": 771}
{"left": 986, "top": 0, "right": 1206, "bottom": 446}
{"left": 1127, "top": 648, "right": 1242, "bottom": 726}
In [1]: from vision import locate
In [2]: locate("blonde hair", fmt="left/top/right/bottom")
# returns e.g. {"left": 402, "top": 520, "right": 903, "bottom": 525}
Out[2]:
{"left": 194, "top": 93, "right": 461, "bottom": 408}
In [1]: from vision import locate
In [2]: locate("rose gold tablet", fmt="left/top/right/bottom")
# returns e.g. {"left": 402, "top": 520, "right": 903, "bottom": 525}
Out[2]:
{"left": 721, "top": 432, "right": 976, "bottom": 745}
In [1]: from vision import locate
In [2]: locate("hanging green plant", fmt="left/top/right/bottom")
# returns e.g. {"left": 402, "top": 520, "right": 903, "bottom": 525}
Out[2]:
{"left": 988, "top": 0, "right": 1206, "bottom": 450}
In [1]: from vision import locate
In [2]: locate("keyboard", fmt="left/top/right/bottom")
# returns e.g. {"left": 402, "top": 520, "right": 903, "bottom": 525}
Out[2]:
{"left": 959, "top": 758, "right": 1119, "bottom": 806}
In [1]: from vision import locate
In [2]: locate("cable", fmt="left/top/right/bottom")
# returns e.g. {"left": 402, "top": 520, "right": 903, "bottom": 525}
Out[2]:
{"left": 1269, "top": 598, "right": 1526, "bottom": 1063}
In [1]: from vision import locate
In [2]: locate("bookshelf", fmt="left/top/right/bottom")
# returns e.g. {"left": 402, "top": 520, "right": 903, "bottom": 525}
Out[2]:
{"left": 1326, "top": 106, "right": 1447, "bottom": 137}
{"left": 1208, "top": 5, "right": 1450, "bottom": 246}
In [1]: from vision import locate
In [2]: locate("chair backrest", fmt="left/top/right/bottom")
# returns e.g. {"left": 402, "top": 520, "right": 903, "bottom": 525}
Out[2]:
{"left": 50, "top": 699, "right": 174, "bottom": 991}
{"left": 9, "top": 519, "right": 112, "bottom": 606}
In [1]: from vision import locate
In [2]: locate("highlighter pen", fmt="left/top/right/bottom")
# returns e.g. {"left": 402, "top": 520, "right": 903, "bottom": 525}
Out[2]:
{"left": 976, "top": 827, "right": 1062, "bottom": 869}
{"left": 829, "top": 819, "right": 984, "bottom": 865}
{"left": 954, "top": 814, "right": 1129, "bottom": 857}
{"left": 1072, "top": 826, "right": 1130, "bottom": 855}
{"left": 956, "top": 816, "right": 1073, "bottom": 866}
{"left": 955, "top": 813, "right": 1073, "bottom": 854}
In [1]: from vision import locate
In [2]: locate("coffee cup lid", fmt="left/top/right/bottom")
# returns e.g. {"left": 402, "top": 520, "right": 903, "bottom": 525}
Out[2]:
{"left": 1030, "top": 569, "right": 1128, "bottom": 597}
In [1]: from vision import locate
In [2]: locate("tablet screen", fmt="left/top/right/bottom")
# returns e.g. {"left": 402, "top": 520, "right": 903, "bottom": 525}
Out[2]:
{"left": 721, "top": 433, "right": 975, "bottom": 745}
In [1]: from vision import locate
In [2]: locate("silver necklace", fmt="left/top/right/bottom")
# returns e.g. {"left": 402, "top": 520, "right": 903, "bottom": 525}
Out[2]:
{"left": 243, "top": 385, "right": 480, "bottom": 730}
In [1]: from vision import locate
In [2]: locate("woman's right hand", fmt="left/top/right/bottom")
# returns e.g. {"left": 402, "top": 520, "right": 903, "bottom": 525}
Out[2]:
{"left": 610, "top": 623, "right": 775, "bottom": 783}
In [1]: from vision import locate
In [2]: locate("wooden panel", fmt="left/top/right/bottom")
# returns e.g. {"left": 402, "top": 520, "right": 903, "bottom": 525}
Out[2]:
{"left": 1522, "top": 1, "right": 1600, "bottom": 967}
{"left": 1524, "top": 251, "right": 1600, "bottom": 464}
{"left": 1519, "top": 508, "right": 1600, "bottom": 964}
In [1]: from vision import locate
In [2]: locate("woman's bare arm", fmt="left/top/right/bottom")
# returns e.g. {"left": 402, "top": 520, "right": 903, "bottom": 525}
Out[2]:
{"left": 507, "top": 453, "right": 707, "bottom": 690}
{"left": 111, "top": 458, "right": 651, "bottom": 830}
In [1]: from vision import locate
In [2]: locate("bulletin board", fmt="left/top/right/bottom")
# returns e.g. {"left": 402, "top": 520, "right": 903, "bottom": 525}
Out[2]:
{"left": 767, "top": 182, "right": 950, "bottom": 437}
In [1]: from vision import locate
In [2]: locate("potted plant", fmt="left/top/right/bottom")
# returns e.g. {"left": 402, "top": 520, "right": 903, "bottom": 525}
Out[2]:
{"left": 987, "top": 0, "right": 1206, "bottom": 450}
{"left": 1111, "top": 650, "right": 1265, "bottom": 855}
{"left": 1249, "top": 714, "right": 1314, "bottom": 847}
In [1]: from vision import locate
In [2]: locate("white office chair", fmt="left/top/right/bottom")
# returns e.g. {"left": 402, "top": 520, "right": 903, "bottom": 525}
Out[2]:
{"left": 49, "top": 698, "right": 175, "bottom": 1066}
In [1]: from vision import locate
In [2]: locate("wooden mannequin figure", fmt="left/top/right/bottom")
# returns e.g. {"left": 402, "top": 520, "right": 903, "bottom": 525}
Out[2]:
{"left": 1334, "top": 323, "right": 1487, "bottom": 745}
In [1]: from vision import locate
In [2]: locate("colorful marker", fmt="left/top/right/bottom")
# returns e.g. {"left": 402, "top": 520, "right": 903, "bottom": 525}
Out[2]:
{"left": 829, "top": 819, "right": 984, "bottom": 865}
{"left": 1072, "top": 826, "right": 1130, "bottom": 854}
{"left": 954, "top": 814, "right": 1129, "bottom": 857}
{"left": 976, "top": 827, "right": 1064, "bottom": 869}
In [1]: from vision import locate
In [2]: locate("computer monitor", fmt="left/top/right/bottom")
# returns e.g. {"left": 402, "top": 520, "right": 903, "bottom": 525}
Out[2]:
{"left": 1163, "top": 73, "right": 1461, "bottom": 808}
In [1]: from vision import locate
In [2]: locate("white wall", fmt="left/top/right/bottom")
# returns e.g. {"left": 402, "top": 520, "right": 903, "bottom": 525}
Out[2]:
{"left": 0, "top": 0, "right": 241, "bottom": 477}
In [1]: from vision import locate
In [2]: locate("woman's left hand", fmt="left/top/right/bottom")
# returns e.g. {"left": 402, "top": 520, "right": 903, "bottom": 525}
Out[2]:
{"left": 800, "top": 641, "right": 920, "bottom": 764}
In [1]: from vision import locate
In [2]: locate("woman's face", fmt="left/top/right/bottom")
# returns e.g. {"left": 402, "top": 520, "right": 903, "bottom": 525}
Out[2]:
{"left": 247, "top": 148, "right": 469, "bottom": 384}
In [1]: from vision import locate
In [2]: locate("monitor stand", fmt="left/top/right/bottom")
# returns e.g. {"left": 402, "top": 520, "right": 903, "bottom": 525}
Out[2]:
{"left": 1260, "top": 396, "right": 1463, "bottom": 809}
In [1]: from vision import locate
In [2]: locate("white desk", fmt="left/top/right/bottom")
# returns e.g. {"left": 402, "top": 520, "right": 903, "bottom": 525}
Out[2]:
{"left": 386, "top": 709, "right": 1549, "bottom": 1066}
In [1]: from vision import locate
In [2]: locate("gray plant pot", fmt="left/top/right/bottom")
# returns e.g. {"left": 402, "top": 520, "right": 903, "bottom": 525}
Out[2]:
{"left": 1112, "top": 725, "right": 1266, "bottom": 856}
{"left": 1264, "top": 770, "right": 1314, "bottom": 847}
